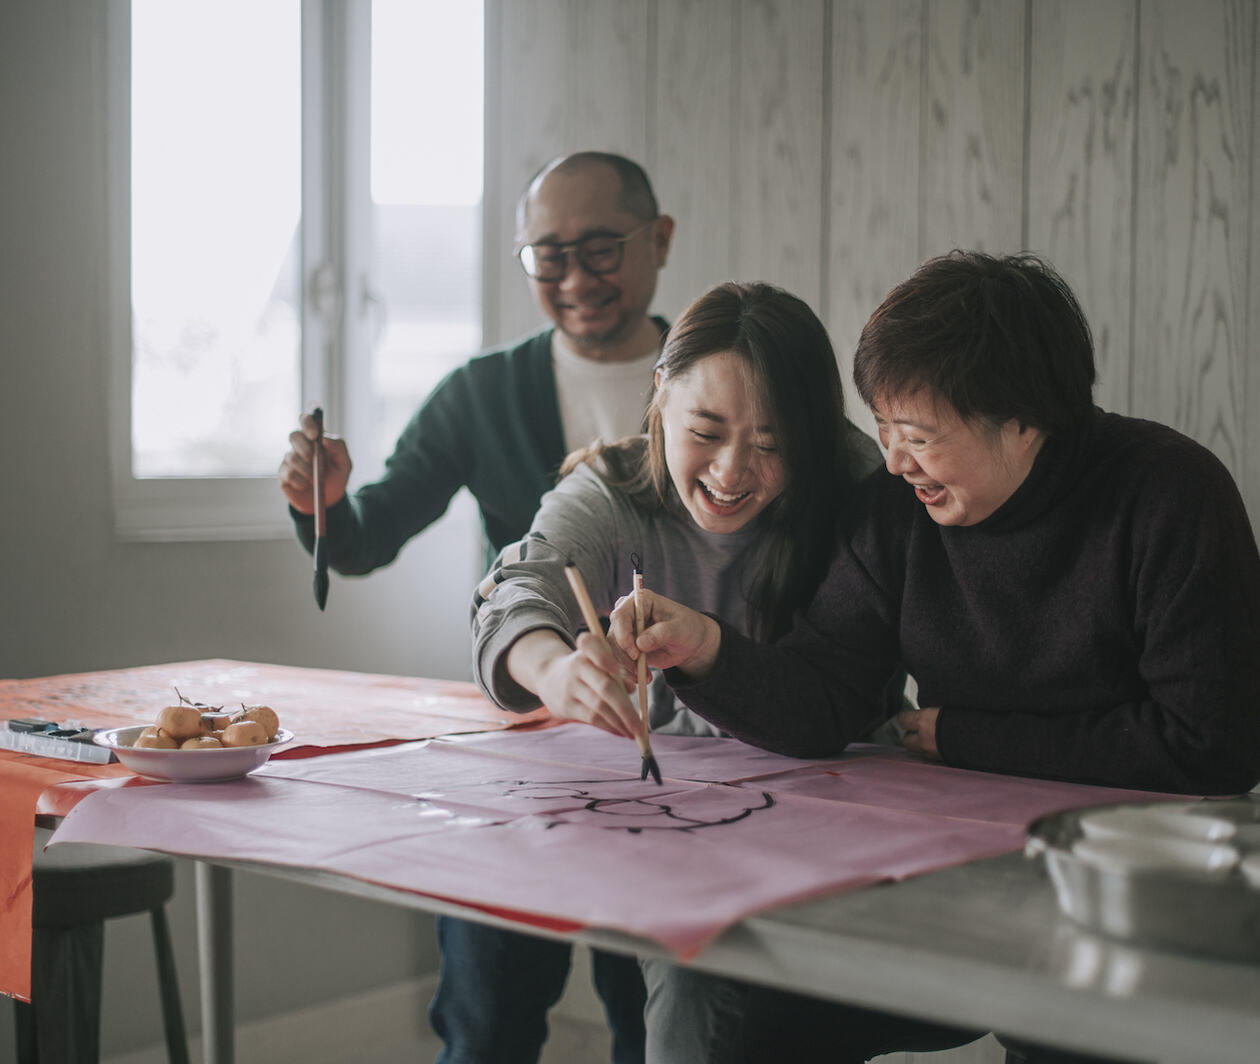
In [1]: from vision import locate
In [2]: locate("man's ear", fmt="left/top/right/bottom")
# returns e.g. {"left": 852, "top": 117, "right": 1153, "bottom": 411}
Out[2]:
{"left": 653, "top": 215, "right": 676, "bottom": 266}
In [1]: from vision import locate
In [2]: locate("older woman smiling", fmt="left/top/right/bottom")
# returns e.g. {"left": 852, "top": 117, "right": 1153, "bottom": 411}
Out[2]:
{"left": 612, "top": 250, "right": 1260, "bottom": 1064}
{"left": 620, "top": 249, "right": 1260, "bottom": 795}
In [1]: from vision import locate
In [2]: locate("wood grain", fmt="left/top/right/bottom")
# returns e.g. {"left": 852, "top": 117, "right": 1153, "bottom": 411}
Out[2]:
{"left": 1132, "top": 0, "right": 1253, "bottom": 479}
{"left": 564, "top": 0, "right": 653, "bottom": 154}
{"left": 479, "top": 0, "right": 1260, "bottom": 525}
{"left": 653, "top": 0, "right": 737, "bottom": 318}
{"left": 732, "top": 0, "right": 828, "bottom": 305}
{"left": 1027, "top": 0, "right": 1137, "bottom": 415}
{"left": 484, "top": 0, "right": 653, "bottom": 346}
{"left": 826, "top": 0, "right": 923, "bottom": 433}
{"left": 922, "top": 0, "right": 1026, "bottom": 254}
{"left": 1248, "top": 1, "right": 1260, "bottom": 534}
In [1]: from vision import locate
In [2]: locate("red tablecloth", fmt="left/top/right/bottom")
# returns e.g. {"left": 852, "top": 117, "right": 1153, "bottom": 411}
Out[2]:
{"left": 0, "top": 755, "right": 133, "bottom": 1002}
{"left": 0, "top": 659, "right": 546, "bottom": 1001}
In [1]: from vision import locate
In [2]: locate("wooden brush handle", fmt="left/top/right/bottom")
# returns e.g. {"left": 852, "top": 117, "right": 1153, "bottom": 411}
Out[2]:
{"left": 311, "top": 407, "right": 326, "bottom": 538}
{"left": 564, "top": 563, "right": 653, "bottom": 759}
{"left": 632, "top": 572, "right": 651, "bottom": 742}
{"left": 563, "top": 564, "right": 604, "bottom": 641}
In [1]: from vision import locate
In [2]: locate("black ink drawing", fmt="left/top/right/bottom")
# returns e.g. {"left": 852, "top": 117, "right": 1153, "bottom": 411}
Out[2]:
{"left": 498, "top": 779, "right": 775, "bottom": 834}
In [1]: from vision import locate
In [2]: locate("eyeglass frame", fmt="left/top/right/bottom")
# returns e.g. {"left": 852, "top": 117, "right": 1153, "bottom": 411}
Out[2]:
{"left": 514, "top": 221, "right": 656, "bottom": 282}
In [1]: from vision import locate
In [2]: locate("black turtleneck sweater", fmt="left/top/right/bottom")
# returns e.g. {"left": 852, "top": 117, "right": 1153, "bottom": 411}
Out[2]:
{"left": 671, "top": 410, "right": 1260, "bottom": 795}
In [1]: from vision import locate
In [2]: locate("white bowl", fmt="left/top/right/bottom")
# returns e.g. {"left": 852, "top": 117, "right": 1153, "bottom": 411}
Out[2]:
{"left": 93, "top": 724, "right": 295, "bottom": 783}
{"left": 1071, "top": 834, "right": 1239, "bottom": 880}
{"left": 1078, "top": 806, "right": 1237, "bottom": 843}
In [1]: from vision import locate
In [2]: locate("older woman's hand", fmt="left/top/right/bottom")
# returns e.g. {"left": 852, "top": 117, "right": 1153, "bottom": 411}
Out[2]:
{"left": 607, "top": 588, "right": 723, "bottom": 681}
{"left": 898, "top": 707, "right": 940, "bottom": 760}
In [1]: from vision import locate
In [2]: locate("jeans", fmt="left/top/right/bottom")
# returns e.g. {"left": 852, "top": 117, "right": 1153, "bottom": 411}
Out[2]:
{"left": 429, "top": 916, "right": 646, "bottom": 1064}
{"left": 640, "top": 959, "right": 982, "bottom": 1064}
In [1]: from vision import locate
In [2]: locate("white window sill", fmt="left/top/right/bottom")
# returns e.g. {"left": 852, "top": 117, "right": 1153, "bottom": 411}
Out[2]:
{"left": 113, "top": 476, "right": 292, "bottom": 542}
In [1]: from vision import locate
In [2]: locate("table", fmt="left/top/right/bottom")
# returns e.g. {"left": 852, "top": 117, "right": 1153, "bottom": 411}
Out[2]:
{"left": 10, "top": 662, "right": 1260, "bottom": 1064}
{"left": 49, "top": 738, "right": 1260, "bottom": 1064}
{"left": 187, "top": 846, "right": 1260, "bottom": 1064}
{"left": 0, "top": 659, "right": 546, "bottom": 1003}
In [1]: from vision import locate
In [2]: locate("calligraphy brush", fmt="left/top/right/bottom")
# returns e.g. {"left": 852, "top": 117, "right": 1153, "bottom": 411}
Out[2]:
{"left": 311, "top": 406, "right": 329, "bottom": 611}
{"left": 629, "top": 554, "right": 663, "bottom": 785}
{"left": 563, "top": 562, "right": 662, "bottom": 785}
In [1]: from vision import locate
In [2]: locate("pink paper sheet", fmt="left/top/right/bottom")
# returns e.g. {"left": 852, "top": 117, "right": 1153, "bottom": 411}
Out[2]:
{"left": 48, "top": 728, "right": 1172, "bottom": 958}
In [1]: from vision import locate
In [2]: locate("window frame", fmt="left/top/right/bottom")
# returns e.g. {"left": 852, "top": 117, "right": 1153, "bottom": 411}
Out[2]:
{"left": 106, "top": 0, "right": 370, "bottom": 541}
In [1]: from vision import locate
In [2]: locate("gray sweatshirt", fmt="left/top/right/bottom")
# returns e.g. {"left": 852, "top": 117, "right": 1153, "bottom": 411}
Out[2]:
{"left": 471, "top": 456, "right": 772, "bottom": 736}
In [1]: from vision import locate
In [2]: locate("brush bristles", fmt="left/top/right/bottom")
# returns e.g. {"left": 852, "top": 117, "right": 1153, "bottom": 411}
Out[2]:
{"left": 641, "top": 754, "right": 662, "bottom": 786}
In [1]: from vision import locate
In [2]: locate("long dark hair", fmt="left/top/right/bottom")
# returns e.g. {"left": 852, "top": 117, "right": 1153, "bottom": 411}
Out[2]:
{"left": 563, "top": 281, "right": 858, "bottom": 641}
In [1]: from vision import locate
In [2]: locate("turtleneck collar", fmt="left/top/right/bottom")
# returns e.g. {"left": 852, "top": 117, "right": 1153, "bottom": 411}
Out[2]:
{"left": 966, "top": 408, "right": 1099, "bottom": 533}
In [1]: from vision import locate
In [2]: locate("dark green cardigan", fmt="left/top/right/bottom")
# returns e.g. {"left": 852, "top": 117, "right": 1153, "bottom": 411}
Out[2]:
{"left": 293, "top": 321, "right": 666, "bottom": 574}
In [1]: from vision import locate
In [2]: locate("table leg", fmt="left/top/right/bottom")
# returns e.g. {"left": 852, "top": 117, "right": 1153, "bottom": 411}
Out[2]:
{"left": 195, "top": 862, "right": 234, "bottom": 1064}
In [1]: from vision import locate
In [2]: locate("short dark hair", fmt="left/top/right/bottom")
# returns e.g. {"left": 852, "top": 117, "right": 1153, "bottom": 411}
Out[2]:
{"left": 517, "top": 151, "right": 660, "bottom": 230}
{"left": 853, "top": 250, "right": 1096, "bottom": 436}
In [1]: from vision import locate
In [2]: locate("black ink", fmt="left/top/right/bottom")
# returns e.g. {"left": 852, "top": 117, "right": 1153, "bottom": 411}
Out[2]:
{"left": 498, "top": 779, "right": 775, "bottom": 833}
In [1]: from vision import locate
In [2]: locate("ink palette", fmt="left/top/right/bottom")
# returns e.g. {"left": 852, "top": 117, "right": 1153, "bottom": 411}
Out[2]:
{"left": 1026, "top": 797, "right": 1260, "bottom": 961}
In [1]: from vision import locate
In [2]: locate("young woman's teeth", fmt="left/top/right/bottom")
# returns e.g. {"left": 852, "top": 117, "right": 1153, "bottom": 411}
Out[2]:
{"left": 702, "top": 483, "right": 749, "bottom": 506}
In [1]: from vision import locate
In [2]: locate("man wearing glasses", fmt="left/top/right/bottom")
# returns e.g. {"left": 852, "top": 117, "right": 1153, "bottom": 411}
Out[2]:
{"left": 279, "top": 151, "right": 674, "bottom": 1064}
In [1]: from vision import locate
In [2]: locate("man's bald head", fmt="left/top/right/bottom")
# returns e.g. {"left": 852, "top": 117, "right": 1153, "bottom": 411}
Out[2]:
{"left": 516, "top": 151, "right": 660, "bottom": 235}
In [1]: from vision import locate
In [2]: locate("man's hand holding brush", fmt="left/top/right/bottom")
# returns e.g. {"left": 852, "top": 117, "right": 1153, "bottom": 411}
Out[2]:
{"left": 278, "top": 410, "right": 353, "bottom": 515}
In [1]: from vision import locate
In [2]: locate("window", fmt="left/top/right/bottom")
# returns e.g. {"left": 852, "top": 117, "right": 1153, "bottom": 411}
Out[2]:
{"left": 109, "top": 0, "right": 483, "bottom": 539}
{"left": 364, "top": 0, "right": 483, "bottom": 472}
{"left": 129, "top": 2, "right": 301, "bottom": 480}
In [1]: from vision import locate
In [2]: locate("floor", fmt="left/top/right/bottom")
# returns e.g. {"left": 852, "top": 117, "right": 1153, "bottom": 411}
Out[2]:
{"left": 99, "top": 948, "right": 613, "bottom": 1064}
{"left": 95, "top": 941, "right": 1006, "bottom": 1064}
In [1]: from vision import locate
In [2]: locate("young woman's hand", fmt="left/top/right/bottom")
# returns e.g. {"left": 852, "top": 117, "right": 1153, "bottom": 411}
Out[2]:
{"left": 506, "top": 629, "right": 639, "bottom": 738}
{"left": 607, "top": 589, "right": 723, "bottom": 681}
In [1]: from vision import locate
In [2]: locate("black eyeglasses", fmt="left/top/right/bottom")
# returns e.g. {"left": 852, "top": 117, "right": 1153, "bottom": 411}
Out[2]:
{"left": 516, "top": 222, "right": 653, "bottom": 282}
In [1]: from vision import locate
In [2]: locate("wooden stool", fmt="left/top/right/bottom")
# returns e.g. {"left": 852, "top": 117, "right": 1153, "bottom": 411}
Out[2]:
{"left": 15, "top": 828, "right": 188, "bottom": 1064}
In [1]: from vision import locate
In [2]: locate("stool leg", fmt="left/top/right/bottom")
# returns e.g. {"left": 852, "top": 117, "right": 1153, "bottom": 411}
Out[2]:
{"left": 14, "top": 997, "right": 36, "bottom": 1063}
{"left": 150, "top": 905, "right": 189, "bottom": 1064}
{"left": 31, "top": 920, "right": 105, "bottom": 1063}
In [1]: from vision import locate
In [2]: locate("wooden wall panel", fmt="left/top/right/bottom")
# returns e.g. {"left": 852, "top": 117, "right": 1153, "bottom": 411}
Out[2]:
{"left": 481, "top": 0, "right": 1260, "bottom": 526}
{"left": 564, "top": 0, "right": 654, "bottom": 153}
{"left": 731, "top": 0, "right": 828, "bottom": 306}
{"left": 826, "top": 0, "right": 923, "bottom": 431}
{"left": 1026, "top": 0, "right": 1136, "bottom": 415}
{"left": 1249, "top": 4, "right": 1260, "bottom": 534}
{"left": 484, "top": 0, "right": 565, "bottom": 346}
{"left": 653, "top": 0, "right": 737, "bottom": 320}
{"left": 483, "top": 0, "right": 653, "bottom": 346}
{"left": 922, "top": 0, "right": 1026, "bottom": 254}
{"left": 1133, "top": 0, "right": 1254, "bottom": 479}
